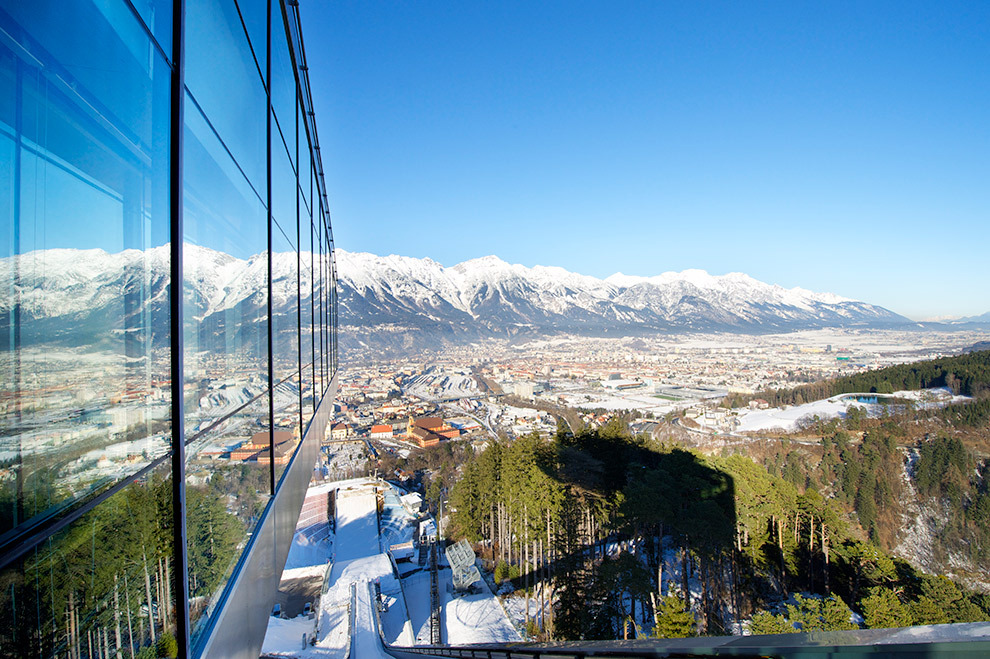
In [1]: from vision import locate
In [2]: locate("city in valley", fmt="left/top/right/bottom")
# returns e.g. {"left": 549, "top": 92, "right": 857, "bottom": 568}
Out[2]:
{"left": 5, "top": 325, "right": 990, "bottom": 652}
{"left": 328, "top": 328, "right": 990, "bottom": 464}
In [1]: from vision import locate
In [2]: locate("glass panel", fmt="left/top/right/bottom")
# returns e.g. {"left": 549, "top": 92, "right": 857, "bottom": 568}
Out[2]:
{"left": 235, "top": 0, "right": 266, "bottom": 81}
{"left": 272, "top": 220, "right": 300, "bottom": 482}
{"left": 271, "top": 134, "right": 297, "bottom": 250}
{"left": 0, "top": 464, "right": 175, "bottom": 657}
{"left": 129, "top": 0, "right": 174, "bottom": 60}
{"left": 185, "top": 0, "right": 267, "bottom": 193}
{"left": 332, "top": 226, "right": 335, "bottom": 387}
{"left": 270, "top": 5, "right": 295, "bottom": 168}
{"left": 316, "top": 226, "right": 325, "bottom": 397}
{"left": 323, "top": 224, "right": 330, "bottom": 388}
{"left": 300, "top": 220, "right": 314, "bottom": 415}
{"left": 298, "top": 102, "right": 310, "bottom": 213}
{"left": 182, "top": 93, "right": 270, "bottom": 644}
{"left": 2, "top": 2, "right": 165, "bottom": 149}
{"left": 0, "top": 3, "right": 171, "bottom": 541}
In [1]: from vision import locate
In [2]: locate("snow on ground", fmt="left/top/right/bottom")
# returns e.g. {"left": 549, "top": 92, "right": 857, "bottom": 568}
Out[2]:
{"left": 351, "top": 579, "right": 391, "bottom": 659}
{"left": 556, "top": 391, "right": 681, "bottom": 414}
{"left": 282, "top": 564, "right": 328, "bottom": 582}
{"left": 435, "top": 550, "right": 520, "bottom": 645}
{"left": 262, "top": 615, "right": 319, "bottom": 657}
{"left": 284, "top": 527, "right": 331, "bottom": 570}
{"left": 263, "top": 480, "right": 395, "bottom": 658}
{"left": 311, "top": 487, "right": 396, "bottom": 657}
{"left": 734, "top": 397, "right": 852, "bottom": 433}
{"left": 444, "top": 585, "right": 521, "bottom": 644}
{"left": 264, "top": 476, "right": 522, "bottom": 656}
{"left": 405, "top": 369, "right": 478, "bottom": 401}
{"left": 334, "top": 489, "right": 381, "bottom": 560}
{"left": 402, "top": 570, "right": 434, "bottom": 644}
{"left": 891, "top": 387, "right": 971, "bottom": 406}
{"left": 733, "top": 387, "right": 971, "bottom": 433}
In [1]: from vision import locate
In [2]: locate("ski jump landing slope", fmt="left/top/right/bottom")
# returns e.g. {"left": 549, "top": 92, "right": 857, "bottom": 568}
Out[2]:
{"left": 318, "top": 485, "right": 393, "bottom": 658}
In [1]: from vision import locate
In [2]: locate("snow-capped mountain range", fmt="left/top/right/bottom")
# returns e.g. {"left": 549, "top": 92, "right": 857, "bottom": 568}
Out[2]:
{"left": 335, "top": 250, "right": 909, "bottom": 341}
{"left": 2, "top": 245, "right": 915, "bottom": 353}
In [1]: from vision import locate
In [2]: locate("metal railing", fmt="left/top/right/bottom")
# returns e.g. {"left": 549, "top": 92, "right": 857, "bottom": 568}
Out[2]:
{"left": 381, "top": 622, "right": 990, "bottom": 659}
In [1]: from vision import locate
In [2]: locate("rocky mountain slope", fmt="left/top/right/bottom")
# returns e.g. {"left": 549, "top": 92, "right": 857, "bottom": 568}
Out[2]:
{"left": 1, "top": 246, "right": 911, "bottom": 353}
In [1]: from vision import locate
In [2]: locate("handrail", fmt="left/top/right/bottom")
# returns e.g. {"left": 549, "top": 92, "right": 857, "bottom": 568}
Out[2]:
{"left": 344, "top": 582, "right": 356, "bottom": 659}
{"left": 381, "top": 621, "right": 990, "bottom": 659}
{"left": 370, "top": 580, "right": 389, "bottom": 646}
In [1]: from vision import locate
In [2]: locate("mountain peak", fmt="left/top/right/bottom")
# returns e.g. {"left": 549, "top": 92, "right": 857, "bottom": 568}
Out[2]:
{"left": 6, "top": 246, "right": 911, "bottom": 354}
{"left": 333, "top": 250, "right": 908, "bottom": 343}
{"left": 452, "top": 254, "right": 510, "bottom": 270}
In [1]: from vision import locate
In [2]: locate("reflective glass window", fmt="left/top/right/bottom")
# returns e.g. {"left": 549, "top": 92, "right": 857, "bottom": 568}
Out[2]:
{"left": 271, "top": 133, "right": 297, "bottom": 247}
{"left": 235, "top": 0, "right": 266, "bottom": 81}
{"left": 182, "top": 93, "right": 271, "bottom": 644}
{"left": 272, "top": 220, "right": 300, "bottom": 482}
{"left": 316, "top": 226, "right": 325, "bottom": 396}
{"left": 270, "top": 8, "right": 296, "bottom": 168}
{"left": 129, "top": 0, "right": 174, "bottom": 60}
{"left": 185, "top": 0, "right": 267, "bottom": 193}
{"left": 298, "top": 102, "right": 310, "bottom": 213}
{"left": 300, "top": 219, "right": 314, "bottom": 414}
{"left": 0, "top": 464, "right": 175, "bottom": 657}
{"left": 0, "top": 2, "right": 171, "bottom": 541}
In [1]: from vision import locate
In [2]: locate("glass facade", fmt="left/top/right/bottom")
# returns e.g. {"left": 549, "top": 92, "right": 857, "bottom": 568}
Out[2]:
{"left": 0, "top": 1, "right": 337, "bottom": 657}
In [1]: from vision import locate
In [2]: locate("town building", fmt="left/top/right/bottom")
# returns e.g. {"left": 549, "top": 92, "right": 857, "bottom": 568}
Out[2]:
{"left": 330, "top": 422, "right": 351, "bottom": 440}
{"left": 370, "top": 424, "right": 395, "bottom": 439}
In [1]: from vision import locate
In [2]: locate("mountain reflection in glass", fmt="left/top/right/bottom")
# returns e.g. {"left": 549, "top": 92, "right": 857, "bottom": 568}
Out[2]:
{"left": 1, "top": 0, "right": 337, "bottom": 655}
{"left": 0, "top": 1, "right": 171, "bottom": 541}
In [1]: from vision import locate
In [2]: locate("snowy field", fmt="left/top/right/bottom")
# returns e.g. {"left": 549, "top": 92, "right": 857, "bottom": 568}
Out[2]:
{"left": 324, "top": 442, "right": 371, "bottom": 480}
{"left": 403, "top": 553, "right": 520, "bottom": 645}
{"left": 405, "top": 369, "right": 478, "bottom": 401}
{"left": 551, "top": 383, "right": 724, "bottom": 414}
{"left": 443, "top": 573, "right": 521, "bottom": 644}
{"left": 555, "top": 390, "right": 682, "bottom": 414}
{"left": 732, "top": 387, "right": 970, "bottom": 433}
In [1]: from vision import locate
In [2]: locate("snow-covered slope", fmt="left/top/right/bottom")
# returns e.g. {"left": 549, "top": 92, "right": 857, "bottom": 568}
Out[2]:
{"left": 335, "top": 249, "right": 908, "bottom": 336}
{"left": 1, "top": 246, "right": 910, "bottom": 352}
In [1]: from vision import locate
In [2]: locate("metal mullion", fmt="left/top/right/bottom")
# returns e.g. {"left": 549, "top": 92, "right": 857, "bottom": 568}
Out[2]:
{"left": 319, "top": 216, "right": 326, "bottom": 391}
{"left": 233, "top": 0, "right": 267, "bottom": 92}
{"left": 295, "top": 69, "right": 304, "bottom": 450}
{"left": 316, "top": 219, "right": 322, "bottom": 395}
{"left": 310, "top": 218, "right": 316, "bottom": 413}
{"left": 310, "top": 156, "right": 316, "bottom": 407}
{"left": 322, "top": 218, "right": 328, "bottom": 387}
{"left": 168, "top": 0, "right": 191, "bottom": 656}
{"left": 331, "top": 245, "right": 337, "bottom": 374}
{"left": 266, "top": 0, "right": 275, "bottom": 496}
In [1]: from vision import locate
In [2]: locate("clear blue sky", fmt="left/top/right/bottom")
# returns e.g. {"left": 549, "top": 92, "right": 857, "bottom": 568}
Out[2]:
{"left": 302, "top": 0, "right": 990, "bottom": 320}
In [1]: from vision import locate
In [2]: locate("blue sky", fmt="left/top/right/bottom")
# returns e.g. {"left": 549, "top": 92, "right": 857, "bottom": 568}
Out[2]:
{"left": 302, "top": 1, "right": 990, "bottom": 320}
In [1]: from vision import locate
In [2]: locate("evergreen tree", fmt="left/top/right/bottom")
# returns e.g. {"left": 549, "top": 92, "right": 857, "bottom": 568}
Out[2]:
{"left": 749, "top": 610, "right": 797, "bottom": 635}
{"left": 786, "top": 594, "right": 857, "bottom": 632}
{"left": 860, "top": 587, "right": 912, "bottom": 629}
{"left": 652, "top": 592, "right": 696, "bottom": 638}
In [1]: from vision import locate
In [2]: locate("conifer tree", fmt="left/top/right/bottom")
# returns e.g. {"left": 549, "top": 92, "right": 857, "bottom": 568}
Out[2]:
{"left": 861, "top": 587, "right": 912, "bottom": 629}
{"left": 651, "top": 591, "right": 695, "bottom": 638}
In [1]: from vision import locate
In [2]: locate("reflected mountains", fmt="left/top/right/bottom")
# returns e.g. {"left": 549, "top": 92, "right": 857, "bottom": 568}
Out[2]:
{"left": 0, "top": 244, "right": 318, "bottom": 353}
